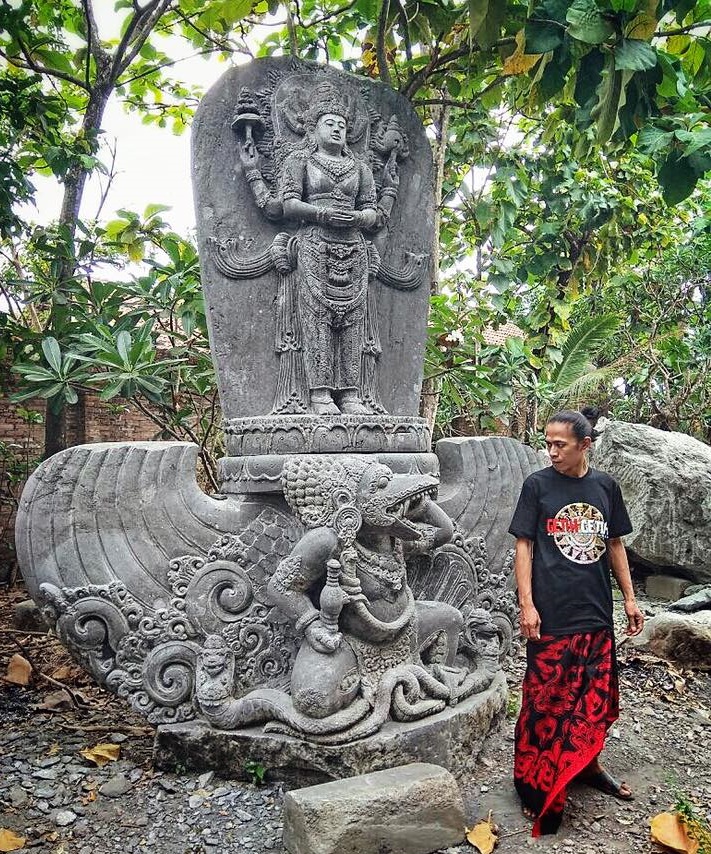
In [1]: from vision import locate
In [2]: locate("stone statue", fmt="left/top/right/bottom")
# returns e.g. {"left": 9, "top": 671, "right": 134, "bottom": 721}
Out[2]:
{"left": 210, "top": 76, "right": 421, "bottom": 417}
{"left": 14, "top": 59, "right": 522, "bottom": 782}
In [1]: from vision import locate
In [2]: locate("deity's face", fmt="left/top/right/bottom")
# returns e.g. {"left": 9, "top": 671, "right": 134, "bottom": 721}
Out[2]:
{"left": 315, "top": 113, "right": 347, "bottom": 151}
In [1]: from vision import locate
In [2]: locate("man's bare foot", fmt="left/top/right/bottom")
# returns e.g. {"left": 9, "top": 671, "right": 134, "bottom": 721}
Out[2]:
{"left": 521, "top": 803, "right": 537, "bottom": 820}
{"left": 579, "top": 761, "right": 634, "bottom": 800}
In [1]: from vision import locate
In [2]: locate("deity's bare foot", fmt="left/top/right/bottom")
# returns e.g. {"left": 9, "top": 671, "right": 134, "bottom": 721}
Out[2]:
{"left": 338, "top": 391, "right": 371, "bottom": 415}
{"left": 310, "top": 388, "right": 340, "bottom": 415}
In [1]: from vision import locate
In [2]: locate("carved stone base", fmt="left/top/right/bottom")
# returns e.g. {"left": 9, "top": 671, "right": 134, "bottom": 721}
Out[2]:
{"left": 219, "top": 451, "right": 440, "bottom": 494}
{"left": 153, "top": 670, "right": 507, "bottom": 787}
{"left": 223, "top": 414, "right": 431, "bottom": 456}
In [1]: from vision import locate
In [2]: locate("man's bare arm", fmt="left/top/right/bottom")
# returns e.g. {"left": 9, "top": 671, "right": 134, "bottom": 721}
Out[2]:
{"left": 514, "top": 537, "right": 541, "bottom": 640}
{"left": 608, "top": 537, "right": 644, "bottom": 636}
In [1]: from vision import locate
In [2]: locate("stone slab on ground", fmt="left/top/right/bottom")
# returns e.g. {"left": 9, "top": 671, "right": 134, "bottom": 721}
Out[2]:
{"left": 668, "top": 585, "right": 711, "bottom": 613}
{"left": 645, "top": 574, "right": 692, "bottom": 602}
{"left": 153, "top": 670, "right": 508, "bottom": 786}
{"left": 282, "top": 762, "right": 465, "bottom": 854}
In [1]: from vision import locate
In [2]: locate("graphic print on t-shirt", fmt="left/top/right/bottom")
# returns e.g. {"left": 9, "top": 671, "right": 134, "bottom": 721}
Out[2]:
{"left": 546, "top": 502, "right": 609, "bottom": 564}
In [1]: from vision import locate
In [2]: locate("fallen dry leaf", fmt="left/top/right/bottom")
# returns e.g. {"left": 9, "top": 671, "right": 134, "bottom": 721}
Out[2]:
{"left": 33, "top": 690, "right": 73, "bottom": 711}
{"left": 650, "top": 811, "right": 700, "bottom": 854}
{"left": 46, "top": 743, "right": 60, "bottom": 757}
{"left": 5, "top": 654, "right": 32, "bottom": 687}
{"left": 81, "top": 789, "right": 97, "bottom": 806}
{"left": 465, "top": 815, "right": 498, "bottom": 854}
{"left": 49, "top": 665, "right": 74, "bottom": 681}
{"left": 80, "top": 743, "right": 120, "bottom": 767}
{"left": 0, "top": 828, "right": 26, "bottom": 852}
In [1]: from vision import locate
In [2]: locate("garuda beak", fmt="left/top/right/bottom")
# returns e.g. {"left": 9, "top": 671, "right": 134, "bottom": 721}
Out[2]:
{"left": 382, "top": 473, "right": 439, "bottom": 540}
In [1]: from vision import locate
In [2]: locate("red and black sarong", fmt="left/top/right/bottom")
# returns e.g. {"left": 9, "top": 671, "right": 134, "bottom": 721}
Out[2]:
{"left": 514, "top": 629, "right": 619, "bottom": 836}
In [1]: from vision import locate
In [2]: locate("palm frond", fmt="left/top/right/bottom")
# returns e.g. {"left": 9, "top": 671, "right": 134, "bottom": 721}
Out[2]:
{"left": 549, "top": 314, "right": 620, "bottom": 391}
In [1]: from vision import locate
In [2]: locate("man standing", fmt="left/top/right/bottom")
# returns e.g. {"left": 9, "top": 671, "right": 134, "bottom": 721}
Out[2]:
{"left": 508, "top": 409, "right": 644, "bottom": 835}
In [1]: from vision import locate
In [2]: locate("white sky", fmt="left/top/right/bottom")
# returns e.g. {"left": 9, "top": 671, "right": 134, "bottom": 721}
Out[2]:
{"left": 29, "top": 55, "right": 228, "bottom": 234}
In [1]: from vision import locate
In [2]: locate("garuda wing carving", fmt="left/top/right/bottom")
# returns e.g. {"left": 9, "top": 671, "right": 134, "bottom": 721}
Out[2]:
{"left": 16, "top": 442, "right": 247, "bottom": 604}
{"left": 15, "top": 441, "right": 303, "bottom": 724}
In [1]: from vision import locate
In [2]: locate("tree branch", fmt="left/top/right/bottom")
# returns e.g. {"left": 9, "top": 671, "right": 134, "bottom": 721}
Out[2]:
{"left": 376, "top": 0, "right": 392, "bottom": 86}
{"left": 655, "top": 20, "right": 711, "bottom": 37}
{"left": 3, "top": 41, "right": 88, "bottom": 91}
{"left": 111, "top": 0, "right": 175, "bottom": 83}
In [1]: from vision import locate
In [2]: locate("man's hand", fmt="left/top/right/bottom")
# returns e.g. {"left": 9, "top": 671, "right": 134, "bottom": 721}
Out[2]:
{"left": 519, "top": 603, "right": 541, "bottom": 641}
{"left": 624, "top": 599, "right": 645, "bottom": 635}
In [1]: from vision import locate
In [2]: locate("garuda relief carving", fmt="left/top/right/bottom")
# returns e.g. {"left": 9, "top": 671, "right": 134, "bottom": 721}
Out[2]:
{"left": 19, "top": 443, "right": 509, "bottom": 742}
{"left": 209, "top": 67, "right": 427, "bottom": 417}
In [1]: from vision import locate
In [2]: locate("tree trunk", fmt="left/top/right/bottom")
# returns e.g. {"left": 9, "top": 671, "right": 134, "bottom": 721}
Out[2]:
{"left": 43, "top": 85, "right": 112, "bottom": 459}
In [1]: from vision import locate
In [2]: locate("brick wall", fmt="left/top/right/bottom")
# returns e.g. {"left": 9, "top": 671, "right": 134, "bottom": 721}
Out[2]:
{"left": 0, "top": 391, "right": 160, "bottom": 579}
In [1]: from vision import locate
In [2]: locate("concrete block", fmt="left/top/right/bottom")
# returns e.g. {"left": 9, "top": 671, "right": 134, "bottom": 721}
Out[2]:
{"left": 282, "top": 762, "right": 466, "bottom": 854}
{"left": 646, "top": 574, "right": 692, "bottom": 602}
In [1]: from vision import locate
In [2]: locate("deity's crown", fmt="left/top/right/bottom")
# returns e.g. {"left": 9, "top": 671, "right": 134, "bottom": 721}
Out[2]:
{"left": 304, "top": 82, "right": 350, "bottom": 129}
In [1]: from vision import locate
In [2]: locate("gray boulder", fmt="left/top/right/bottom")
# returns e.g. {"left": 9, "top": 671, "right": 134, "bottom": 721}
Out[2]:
{"left": 629, "top": 611, "right": 711, "bottom": 670}
{"left": 592, "top": 420, "right": 711, "bottom": 585}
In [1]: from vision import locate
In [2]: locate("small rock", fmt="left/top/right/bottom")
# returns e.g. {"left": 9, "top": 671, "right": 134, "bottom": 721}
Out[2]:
{"left": 479, "top": 784, "right": 489, "bottom": 793}
{"left": 12, "top": 599, "right": 48, "bottom": 633}
{"left": 9, "top": 785, "right": 29, "bottom": 807}
{"left": 198, "top": 771, "right": 214, "bottom": 788}
{"left": 32, "top": 768, "right": 58, "bottom": 780}
{"left": 54, "top": 809, "right": 77, "bottom": 826}
{"left": 591, "top": 821, "right": 602, "bottom": 832}
{"left": 188, "top": 794, "right": 205, "bottom": 809}
{"left": 108, "top": 733, "right": 129, "bottom": 744}
{"left": 235, "top": 808, "right": 255, "bottom": 822}
{"left": 156, "top": 778, "right": 178, "bottom": 793}
{"left": 99, "top": 774, "right": 133, "bottom": 798}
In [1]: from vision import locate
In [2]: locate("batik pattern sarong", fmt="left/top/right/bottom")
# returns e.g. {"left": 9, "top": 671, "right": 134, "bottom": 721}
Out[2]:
{"left": 514, "top": 629, "right": 619, "bottom": 836}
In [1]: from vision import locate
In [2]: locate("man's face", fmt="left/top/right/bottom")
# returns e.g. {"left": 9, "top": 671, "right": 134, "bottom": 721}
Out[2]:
{"left": 544, "top": 421, "right": 590, "bottom": 475}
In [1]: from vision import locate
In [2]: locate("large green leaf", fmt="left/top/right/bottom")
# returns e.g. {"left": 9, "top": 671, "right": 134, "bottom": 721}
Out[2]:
{"left": 468, "top": 0, "right": 489, "bottom": 44}
{"left": 549, "top": 314, "right": 621, "bottom": 391}
{"left": 590, "top": 53, "right": 628, "bottom": 144}
{"left": 658, "top": 153, "right": 698, "bottom": 205}
{"left": 41, "top": 337, "right": 62, "bottom": 374}
{"left": 614, "top": 39, "right": 657, "bottom": 71}
{"left": 566, "top": 0, "right": 615, "bottom": 44}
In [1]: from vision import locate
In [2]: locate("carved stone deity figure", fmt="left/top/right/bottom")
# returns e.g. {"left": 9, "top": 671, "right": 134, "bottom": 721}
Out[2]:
{"left": 236, "top": 82, "right": 402, "bottom": 416}
{"left": 194, "top": 59, "right": 434, "bottom": 447}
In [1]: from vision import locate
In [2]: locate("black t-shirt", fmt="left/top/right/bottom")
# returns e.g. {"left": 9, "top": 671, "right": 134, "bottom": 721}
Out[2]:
{"left": 508, "top": 466, "right": 633, "bottom": 635}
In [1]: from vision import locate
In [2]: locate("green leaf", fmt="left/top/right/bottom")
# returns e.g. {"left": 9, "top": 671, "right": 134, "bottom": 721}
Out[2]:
{"left": 637, "top": 124, "right": 674, "bottom": 156}
{"left": 144, "top": 203, "right": 172, "bottom": 219}
{"left": 675, "top": 127, "right": 711, "bottom": 158}
{"left": 64, "top": 386, "right": 79, "bottom": 404}
{"left": 614, "top": 39, "right": 657, "bottom": 71}
{"left": 468, "top": 0, "right": 488, "bottom": 44}
{"left": 42, "top": 337, "right": 62, "bottom": 374}
{"left": 524, "top": 19, "right": 564, "bottom": 54}
{"left": 549, "top": 314, "right": 620, "bottom": 390}
{"left": 566, "top": 0, "right": 615, "bottom": 44}
{"left": 591, "top": 53, "right": 628, "bottom": 144}
{"left": 116, "top": 330, "right": 132, "bottom": 363}
{"left": 658, "top": 153, "right": 698, "bottom": 205}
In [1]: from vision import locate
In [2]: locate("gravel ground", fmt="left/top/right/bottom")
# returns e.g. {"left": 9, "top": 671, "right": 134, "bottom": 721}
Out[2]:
{"left": 1, "top": 583, "right": 709, "bottom": 854}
